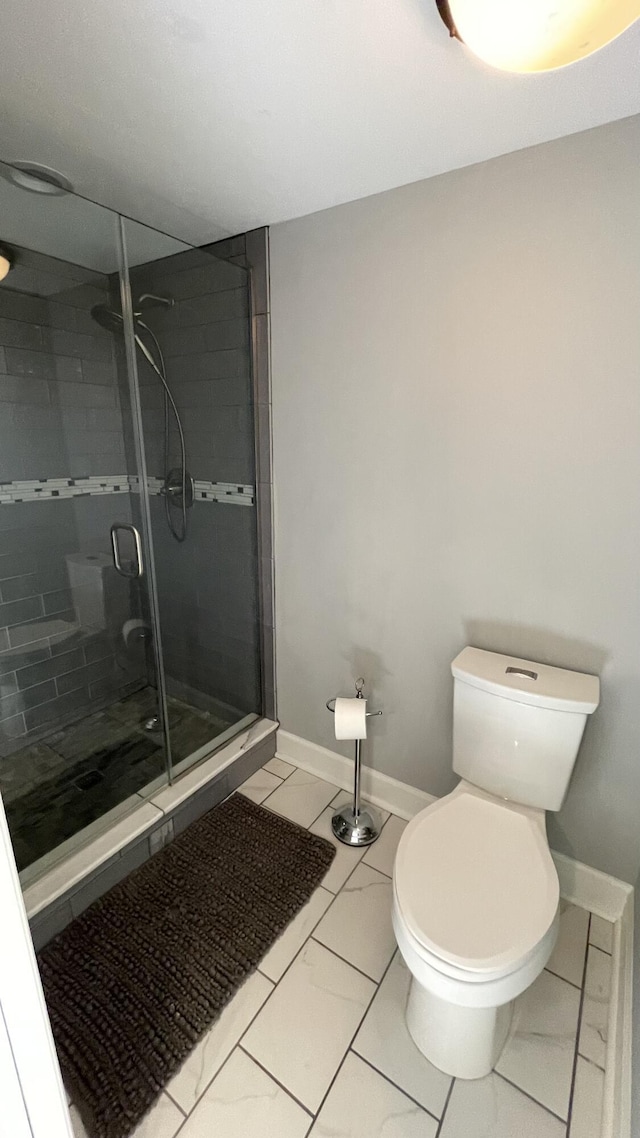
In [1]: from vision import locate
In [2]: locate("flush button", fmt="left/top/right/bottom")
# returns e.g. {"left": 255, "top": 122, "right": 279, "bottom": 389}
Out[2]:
{"left": 506, "top": 666, "right": 538, "bottom": 680}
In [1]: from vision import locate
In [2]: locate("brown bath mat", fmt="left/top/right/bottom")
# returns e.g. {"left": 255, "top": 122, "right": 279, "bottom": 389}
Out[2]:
{"left": 38, "top": 791, "right": 335, "bottom": 1138}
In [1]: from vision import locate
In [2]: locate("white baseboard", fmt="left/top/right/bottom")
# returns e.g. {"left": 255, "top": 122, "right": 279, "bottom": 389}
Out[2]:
{"left": 551, "top": 851, "right": 632, "bottom": 924}
{"left": 277, "top": 730, "right": 437, "bottom": 821}
{"left": 603, "top": 893, "right": 633, "bottom": 1138}
{"left": 276, "top": 730, "right": 633, "bottom": 922}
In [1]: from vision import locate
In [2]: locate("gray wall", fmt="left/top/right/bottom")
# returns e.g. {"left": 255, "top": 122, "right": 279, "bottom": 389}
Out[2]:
{"left": 0, "top": 246, "right": 143, "bottom": 757}
{"left": 270, "top": 114, "right": 640, "bottom": 884}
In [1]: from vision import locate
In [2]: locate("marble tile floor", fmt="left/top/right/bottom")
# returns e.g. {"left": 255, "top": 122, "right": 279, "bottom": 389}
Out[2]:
{"left": 4, "top": 687, "right": 233, "bottom": 873}
{"left": 64, "top": 753, "right": 614, "bottom": 1138}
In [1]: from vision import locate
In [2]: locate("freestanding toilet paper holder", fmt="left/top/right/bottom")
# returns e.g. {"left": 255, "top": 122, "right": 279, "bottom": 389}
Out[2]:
{"left": 326, "top": 678, "right": 382, "bottom": 846}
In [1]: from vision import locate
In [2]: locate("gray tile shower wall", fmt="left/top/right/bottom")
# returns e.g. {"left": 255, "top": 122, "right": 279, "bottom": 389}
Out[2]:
{"left": 150, "top": 495, "right": 260, "bottom": 715}
{"left": 129, "top": 246, "right": 253, "bottom": 486}
{"left": 0, "top": 496, "right": 145, "bottom": 756}
{"left": 196, "top": 228, "right": 276, "bottom": 721}
{"left": 0, "top": 247, "right": 127, "bottom": 481}
{"left": 128, "top": 240, "right": 261, "bottom": 718}
{"left": 0, "top": 247, "right": 145, "bottom": 756}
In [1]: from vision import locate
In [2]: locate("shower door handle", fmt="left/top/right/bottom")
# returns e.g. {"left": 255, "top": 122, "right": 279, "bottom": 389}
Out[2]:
{"left": 110, "top": 523, "right": 144, "bottom": 579}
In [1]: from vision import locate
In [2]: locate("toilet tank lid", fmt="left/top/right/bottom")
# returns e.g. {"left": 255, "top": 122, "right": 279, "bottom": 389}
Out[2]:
{"left": 451, "top": 647, "right": 600, "bottom": 714}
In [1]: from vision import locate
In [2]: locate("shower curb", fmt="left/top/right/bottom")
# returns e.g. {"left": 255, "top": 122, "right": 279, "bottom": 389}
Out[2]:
{"left": 25, "top": 718, "right": 277, "bottom": 950}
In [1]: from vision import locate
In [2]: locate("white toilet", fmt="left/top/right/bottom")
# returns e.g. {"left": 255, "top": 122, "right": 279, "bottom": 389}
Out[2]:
{"left": 392, "top": 646, "right": 599, "bottom": 1080}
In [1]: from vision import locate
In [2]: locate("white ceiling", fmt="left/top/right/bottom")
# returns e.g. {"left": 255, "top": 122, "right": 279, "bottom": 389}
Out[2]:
{"left": 0, "top": 0, "right": 639, "bottom": 246}
{"left": 0, "top": 162, "right": 190, "bottom": 272}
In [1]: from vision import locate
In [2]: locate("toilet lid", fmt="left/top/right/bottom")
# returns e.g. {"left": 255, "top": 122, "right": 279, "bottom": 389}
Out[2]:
{"left": 394, "top": 789, "right": 559, "bottom": 974}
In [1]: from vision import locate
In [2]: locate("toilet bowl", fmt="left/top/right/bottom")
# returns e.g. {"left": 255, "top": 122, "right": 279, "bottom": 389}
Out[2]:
{"left": 392, "top": 781, "right": 559, "bottom": 1078}
{"left": 391, "top": 646, "right": 600, "bottom": 1080}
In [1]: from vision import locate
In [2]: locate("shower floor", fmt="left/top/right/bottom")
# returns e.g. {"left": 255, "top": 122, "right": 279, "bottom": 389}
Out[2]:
{"left": 2, "top": 687, "right": 234, "bottom": 874}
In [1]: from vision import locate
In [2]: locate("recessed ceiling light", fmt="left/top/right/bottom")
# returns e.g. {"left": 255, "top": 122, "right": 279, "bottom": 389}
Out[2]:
{"left": 436, "top": 0, "right": 640, "bottom": 73}
{"left": 2, "top": 162, "right": 73, "bottom": 196}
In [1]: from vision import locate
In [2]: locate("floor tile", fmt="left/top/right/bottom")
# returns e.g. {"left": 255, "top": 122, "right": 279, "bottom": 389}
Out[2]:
{"left": 70, "top": 1094, "right": 184, "bottom": 1138}
{"left": 263, "top": 767, "right": 340, "bottom": 827}
{"left": 569, "top": 1056, "right": 605, "bottom": 1138}
{"left": 440, "top": 1072, "right": 565, "bottom": 1138}
{"left": 353, "top": 952, "right": 452, "bottom": 1118}
{"left": 264, "top": 755, "right": 296, "bottom": 779}
{"left": 166, "top": 971, "right": 274, "bottom": 1113}
{"left": 308, "top": 807, "right": 367, "bottom": 893}
{"left": 238, "top": 768, "right": 282, "bottom": 803}
{"left": 243, "top": 937, "right": 375, "bottom": 1112}
{"left": 589, "top": 915, "right": 614, "bottom": 955}
{"left": 313, "top": 861, "right": 396, "bottom": 981}
{"left": 260, "top": 886, "right": 334, "bottom": 982}
{"left": 308, "top": 1051, "right": 438, "bottom": 1137}
{"left": 579, "top": 945, "right": 611, "bottom": 1069}
{"left": 546, "top": 900, "right": 589, "bottom": 987}
{"left": 495, "top": 968, "right": 581, "bottom": 1120}
{"left": 180, "top": 1047, "right": 310, "bottom": 1138}
{"left": 363, "top": 814, "right": 407, "bottom": 878}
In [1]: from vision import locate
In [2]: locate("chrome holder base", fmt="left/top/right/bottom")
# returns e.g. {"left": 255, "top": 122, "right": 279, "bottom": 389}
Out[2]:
{"left": 331, "top": 804, "right": 381, "bottom": 847}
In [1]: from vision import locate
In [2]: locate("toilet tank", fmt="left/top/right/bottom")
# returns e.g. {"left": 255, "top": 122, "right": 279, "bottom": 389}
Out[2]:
{"left": 451, "top": 647, "right": 600, "bottom": 811}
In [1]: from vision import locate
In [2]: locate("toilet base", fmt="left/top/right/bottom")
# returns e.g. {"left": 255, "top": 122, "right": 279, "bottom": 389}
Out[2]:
{"left": 405, "top": 976, "right": 513, "bottom": 1079}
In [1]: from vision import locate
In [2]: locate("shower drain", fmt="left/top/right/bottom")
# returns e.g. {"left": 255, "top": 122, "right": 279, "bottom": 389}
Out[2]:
{"left": 73, "top": 770, "right": 104, "bottom": 791}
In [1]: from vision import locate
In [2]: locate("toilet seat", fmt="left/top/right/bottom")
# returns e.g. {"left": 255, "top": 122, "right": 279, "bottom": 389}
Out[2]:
{"left": 393, "top": 782, "right": 559, "bottom": 979}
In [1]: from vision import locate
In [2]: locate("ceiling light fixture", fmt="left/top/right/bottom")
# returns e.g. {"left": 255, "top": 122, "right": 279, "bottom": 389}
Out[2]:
{"left": 0, "top": 247, "right": 13, "bottom": 282}
{"left": 2, "top": 162, "right": 73, "bottom": 196}
{"left": 435, "top": 0, "right": 640, "bottom": 73}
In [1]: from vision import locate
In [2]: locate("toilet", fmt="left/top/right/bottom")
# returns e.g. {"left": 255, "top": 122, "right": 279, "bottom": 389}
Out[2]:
{"left": 392, "top": 646, "right": 600, "bottom": 1080}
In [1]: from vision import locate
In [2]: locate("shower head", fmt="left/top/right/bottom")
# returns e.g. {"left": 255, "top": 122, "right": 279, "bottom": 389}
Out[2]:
{"left": 137, "top": 293, "right": 174, "bottom": 311}
{"left": 91, "top": 304, "right": 124, "bottom": 334}
{"left": 91, "top": 294, "right": 173, "bottom": 334}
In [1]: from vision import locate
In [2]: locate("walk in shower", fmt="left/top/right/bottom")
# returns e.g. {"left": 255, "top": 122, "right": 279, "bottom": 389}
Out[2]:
{"left": 0, "top": 160, "right": 265, "bottom": 881}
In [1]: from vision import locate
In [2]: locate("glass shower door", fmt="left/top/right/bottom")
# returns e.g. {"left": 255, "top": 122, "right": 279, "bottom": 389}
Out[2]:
{"left": 0, "top": 163, "right": 188, "bottom": 879}
{"left": 122, "top": 220, "right": 263, "bottom": 778}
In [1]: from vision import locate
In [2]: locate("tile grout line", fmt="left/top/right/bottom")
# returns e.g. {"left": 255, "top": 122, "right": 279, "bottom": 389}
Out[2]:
{"left": 351, "top": 1047, "right": 443, "bottom": 1124}
{"left": 308, "top": 934, "right": 392, "bottom": 986}
{"left": 255, "top": 889, "right": 340, "bottom": 984}
{"left": 239, "top": 771, "right": 283, "bottom": 801}
{"left": 435, "top": 1077, "right": 455, "bottom": 1137}
{"left": 579, "top": 1052, "right": 607, "bottom": 1073}
{"left": 236, "top": 1043, "right": 315, "bottom": 1118}
{"left": 544, "top": 964, "right": 583, "bottom": 991}
{"left": 259, "top": 782, "right": 340, "bottom": 830}
{"left": 239, "top": 907, "right": 360, "bottom": 1050}
{"left": 306, "top": 833, "right": 391, "bottom": 922}
{"left": 492, "top": 1068, "right": 569, "bottom": 1125}
{"left": 163, "top": 1088, "right": 188, "bottom": 1119}
{"left": 169, "top": 1042, "right": 261, "bottom": 1137}
{"left": 299, "top": 949, "right": 398, "bottom": 1126}
{"left": 566, "top": 912, "right": 597, "bottom": 1136}
{"left": 260, "top": 765, "right": 396, "bottom": 839}
{"left": 165, "top": 970, "right": 276, "bottom": 1125}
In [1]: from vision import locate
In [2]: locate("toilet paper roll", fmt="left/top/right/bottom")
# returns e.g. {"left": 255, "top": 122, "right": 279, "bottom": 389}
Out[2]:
{"left": 334, "top": 696, "right": 367, "bottom": 741}
{"left": 122, "top": 618, "right": 150, "bottom": 649}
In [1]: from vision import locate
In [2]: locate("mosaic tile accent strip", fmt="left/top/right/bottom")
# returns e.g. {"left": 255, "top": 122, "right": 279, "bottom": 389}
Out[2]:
{"left": 194, "top": 479, "right": 254, "bottom": 506}
{"left": 133, "top": 476, "right": 254, "bottom": 506}
{"left": 0, "top": 476, "right": 255, "bottom": 507}
{"left": 0, "top": 476, "right": 130, "bottom": 504}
